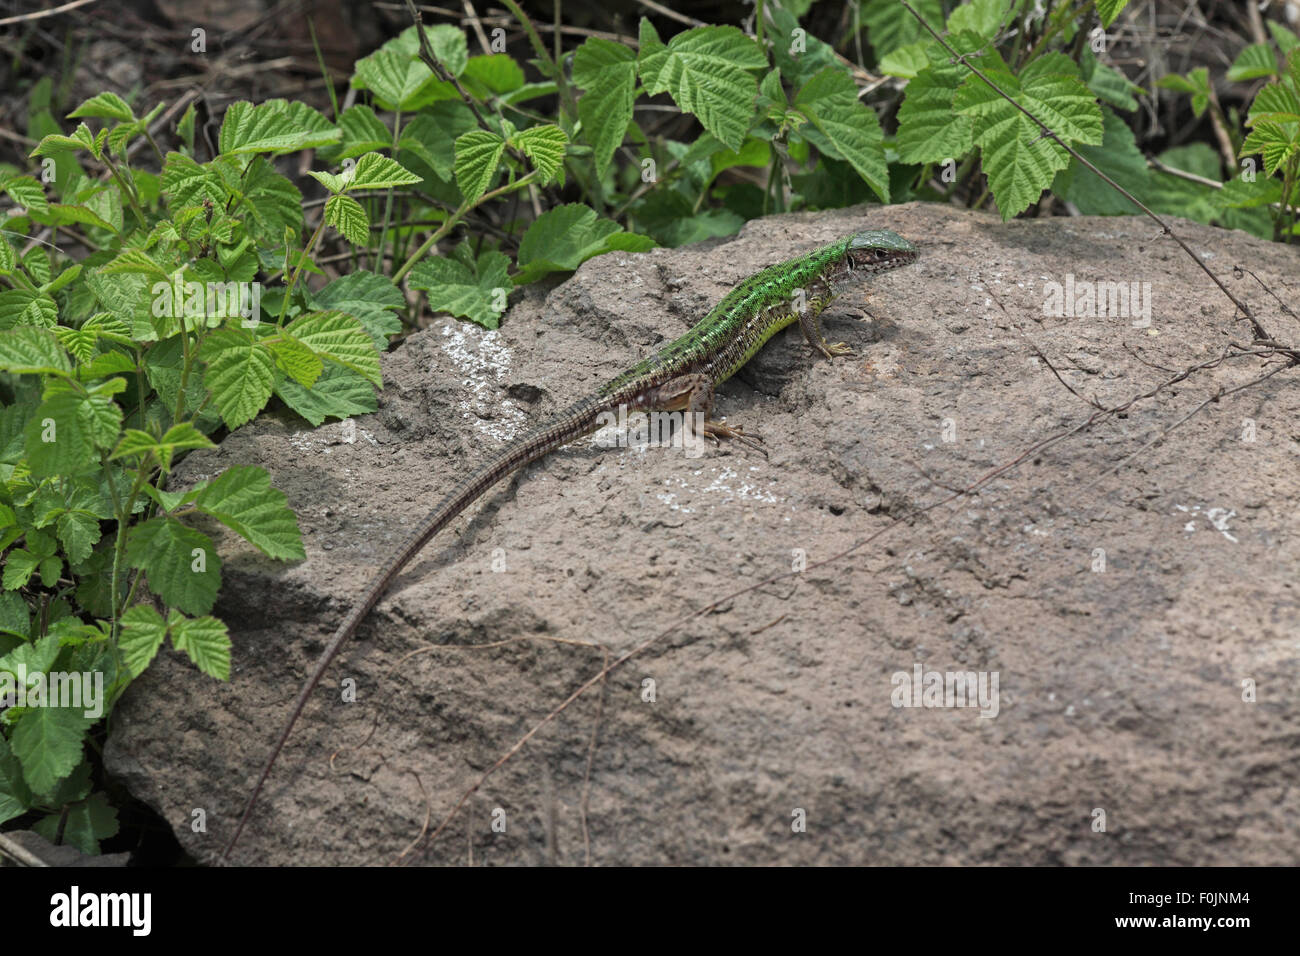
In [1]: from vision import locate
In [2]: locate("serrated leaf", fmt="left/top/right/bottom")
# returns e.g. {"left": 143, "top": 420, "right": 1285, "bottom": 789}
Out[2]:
{"left": 511, "top": 125, "right": 568, "bottom": 186}
{"left": 1247, "top": 81, "right": 1300, "bottom": 126}
{"left": 454, "top": 130, "right": 506, "bottom": 204}
{"left": 68, "top": 91, "right": 134, "bottom": 122}
{"left": 794, "top": 67, "right": 889, "bottom": 201}
{"left": 352, "top": 50, "right": 441, "bottom": 112}
{"left": 125, "top": 517, "right": 221, "bottom": 615}
{"left": 398, "top": 106, "right": 477, "bottom": 181}
{"left": 572, "top": 38, "right": 636, "bottom": 177}
{"left": 198, "top": 328, "right": 275, "bottom": 429}
{"left": 238, "top": 158, "right": 304, "bottom": 245}
{"left": 895, "top": 63, "right": 974, "bottom": 164}
{"left": 1241, "top": 121, "right": 1300, "bottom": 177}
{"left": 274, "top": 363, "right": 377, "bottom": 426}
{"left": 0, "top": 290, "right": 59, "bottom": 331}
{"left": 347, "top": 151, "right": 423, "bottom": 191}
{"left": 285, "top": 310, "right": 382, "bottom": 385}
{"left": 409, "top": 244, "right": 513, "bottom": 328}
{"left": 192, "top": 465, "right": 305, "bottom": 561}
{"left": 2, "top": 550, "right": 40, "bottom": 590}
{"left": 513, "top": 204, "right": 654, "bottom": 285}
{"left": 1096, "top": 0, "right": 1130, "bottom": 29}
{"left": 324, "top": 194, "right": 370, "bottom": 245}
{"left": 34, "top": 791, "right": 118, "bottom": 855}
{"left": 24, "top": 380, "right": 122, "bottom": 478}
{"left": 169, "top": 613, "right": 231, "bottom": 680}
{"left": 954, "top": 56, "right": 1103, "bottom": 218}
{"left": 2, "top": 175, "right": 49, "bottom": 215}
{"left": 306, "top": 270, "right": 403, "bottom": 349}
{"left": 1228, "top": 44, "right": 1278, "bottom": 82}
{"left": 636, "top": 21, "right": 765, "bottom": 151}
{"left": 10, "top": 705, "right": 90, "bottom": 795}
{"left": 463, "top": 54, "right": 525, "bottom": 93}
{"left": 335, "top": 105, "right": 392, "bottom": 160}
{"left": 0, "top": 736, "right": 33, "bottom": 825}
{"left": 268, "top": 332, "right": 323, "bottom": 387}
{"left": 119, "top": 604, "right": 167, "bottom": 677}
{"left": 859, "top": 0, "right": 944, "bottom": 57}
{"left": 218, "top": 100, "right": 339, "bottom": 156}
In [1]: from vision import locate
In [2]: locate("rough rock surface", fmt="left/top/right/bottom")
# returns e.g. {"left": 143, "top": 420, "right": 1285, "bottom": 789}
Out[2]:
{"left": 103, "top": 202, "right": 1300, "bottom": 865}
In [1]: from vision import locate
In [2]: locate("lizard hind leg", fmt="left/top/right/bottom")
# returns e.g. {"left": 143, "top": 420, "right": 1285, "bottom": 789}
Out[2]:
{"left": 643, "top": 373, "right": 767, "bottom": 456}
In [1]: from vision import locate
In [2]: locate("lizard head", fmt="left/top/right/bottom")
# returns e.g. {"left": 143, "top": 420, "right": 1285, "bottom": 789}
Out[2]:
{"left": 844, "top": 229, "right": 918, "bottom": 273}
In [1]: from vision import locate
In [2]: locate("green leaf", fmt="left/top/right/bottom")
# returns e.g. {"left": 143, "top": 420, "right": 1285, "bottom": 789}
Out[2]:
{"left": 0, "top": 736, "right": 33, "bottom": 825}
{"left": 119, "top": 604, "right": 168, "bottom": 678}
{"left": 1241, "top": 121, "right": 1300, "bottom": 177}
{"left": 192, "top": 465, "right": 305, "bottom": 561}
{"left": 24, "top": 380, "right": 123, "bottom": 478}
{"left": 947, "top": 0, "right": 1021, "bottom": 39}
{"left": 454, "top": 130, "right": 506, "bottom": 204}
{"left": 268, "top": 333, "right": 323, "bottom": 387}
{"left": 1247, "top": 80, "right": 1300, "bottom": 125}
{"left": 1157, "top": 68, "right": 1211, "bottom": 117}
{"left": 572, "top": 38, "right": 637, "bottom": 177}
{"left": 352, "top": 50, "right": 441, "bottom": 112}
{"left": 1268, "top": 21, "right": 1300, "bottom": 56}
{"left": 199, "top": 328, "right": 276, "bottom": 429}
{"left": 10, "top": 704, "right": 90, "bottom": 795}
{"left": 170, "top": 613, "right": 231, "bottom": 680}
{"left": 1053, "top": 106, "right": 1151, "bottom": 215}
{"left": 125, "top": 516, "right": 221, "bottom": 615}
{"left": 636, "top": 21, "right": 765, "bottom": 151}
{"left": 1227, "top": 44, "right": 1279, "bottom": 82}
{"left": 275, "top": 364, "right": 377, "bottom": 426}
{"left": 238, "top": 158, "right": 304, "bottom": 245}
{"left": 0, "top": 290, "right": 58, "bottom": 330}
{"left": 513, "top": 204, "right": 654, "bottom": 285}
{"left": 306, "top": 271, "right": 403, "bottom": 349}
{"left": 34, "top": 791, "right": 118, "bottom": 855}
{"left": 218, "top": 100, "right": 340, "bottom": 156}
{"left": 285, "top": 310, "right": 382, "bottom": 385}
{"left": 347, "top": 152, "right": 423, "bottom": 191}
{"left": 398, "top": 105, "right": 477, "bottom": 181}
{"left": 2, "top": 550, "right": 40, "bottom": 590}
{"left": 160, "top": 151, "right": 226, "bottom": 208}
{"left": 29, "top": 123, "right": 96, "bottom": 158}
{"left": 334, "top": 105, "right": 392, "bottom": 159}
{"left": 2, "top": 175, "right": 49, "bottom": 215}
{"left": 1096, "top": 0, "right": 1130, "bottom": 28}
{"left": 860, "top": 0, "right": 944, "bottom": 57}
{"left": 954, "top": 54, "right": 1103, "bottom": 218}
{"left": 895, "top": 62, "right": 974, "bottom": 164}
{"left": 68, "top": 91, "right": 135, "bottom": 122}
{"left": 324, "top": 194, "right": 370, "bottom": 245}
{"left": 510, "top": 125, "right": 568, "bottom": 186}
{"left": 794, "top": 67, "right": 890, "bottom": 202}
{"left": 409, "top": 244, "right": 514, "bottom": 329}
{"left": 463, "top": 54, "right": 525, "bottom": 93}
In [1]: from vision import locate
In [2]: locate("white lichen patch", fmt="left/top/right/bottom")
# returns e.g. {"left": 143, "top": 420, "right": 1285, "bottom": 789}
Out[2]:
{"left": 438, "top": 322, "right": 526, "bottom": 442}
{"left": 1174, "top": 503, "right": 1239, "bottom": 543}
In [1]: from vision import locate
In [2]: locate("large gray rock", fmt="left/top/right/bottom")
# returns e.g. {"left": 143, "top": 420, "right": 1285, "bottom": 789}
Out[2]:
{"left": 104, "top": 202, "right": 1300, "bottom": 865}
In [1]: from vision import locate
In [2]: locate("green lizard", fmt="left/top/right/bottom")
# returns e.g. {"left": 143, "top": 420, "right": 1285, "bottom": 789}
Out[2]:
{"left": 222, "top": 228, "right": 918, "bottom": 858}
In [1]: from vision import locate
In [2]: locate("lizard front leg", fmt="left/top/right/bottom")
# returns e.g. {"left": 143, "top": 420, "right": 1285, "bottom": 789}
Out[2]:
{"left": 797, "top": 294, "right": 854, "bottom": 359}
{"left": 641, "top": 373, "right": 766, "bottom": 455}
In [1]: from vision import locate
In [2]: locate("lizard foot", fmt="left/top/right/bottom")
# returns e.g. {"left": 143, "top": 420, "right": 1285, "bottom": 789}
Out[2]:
{"left": 703, "top": 420, "right": 767, "bottom": 456}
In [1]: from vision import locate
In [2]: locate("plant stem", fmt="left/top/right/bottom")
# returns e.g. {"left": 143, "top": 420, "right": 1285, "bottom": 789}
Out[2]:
{"left": 392, "top": 171, "right": 538, "bottom": 283}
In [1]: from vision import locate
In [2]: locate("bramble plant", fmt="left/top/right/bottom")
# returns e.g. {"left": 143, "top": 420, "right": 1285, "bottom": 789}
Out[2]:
{"left": 0, "top": 0, "right": 1295, "bottom": 853}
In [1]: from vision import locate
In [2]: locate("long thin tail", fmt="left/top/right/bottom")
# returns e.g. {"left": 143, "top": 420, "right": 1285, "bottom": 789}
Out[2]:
{"left": 221, "top": 396, "right": 605, "bottom": 860}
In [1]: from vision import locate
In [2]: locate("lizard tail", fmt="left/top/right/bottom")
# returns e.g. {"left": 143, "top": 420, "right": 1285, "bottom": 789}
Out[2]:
{"left": 221, "top": 395, "right": 606, "bottom": 860}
